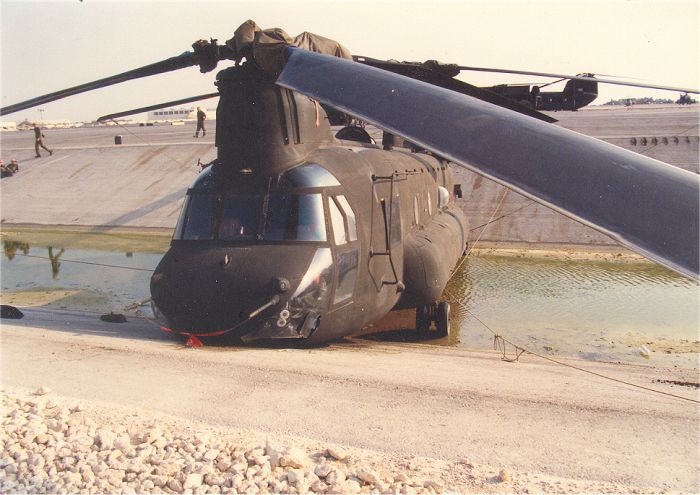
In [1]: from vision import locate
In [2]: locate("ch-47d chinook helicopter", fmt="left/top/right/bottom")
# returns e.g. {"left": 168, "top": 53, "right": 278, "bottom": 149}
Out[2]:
{"left": 2, "top": 20, "right": 698, "bottom": 346}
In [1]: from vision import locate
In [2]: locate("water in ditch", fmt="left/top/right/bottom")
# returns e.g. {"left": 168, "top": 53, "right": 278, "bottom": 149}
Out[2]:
{"left": 1, "top": 231, "right": 697, "bottom": 367}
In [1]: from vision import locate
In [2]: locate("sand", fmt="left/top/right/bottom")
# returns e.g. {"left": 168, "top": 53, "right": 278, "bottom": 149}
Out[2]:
{"left": 1, "top": 308, "right": 698, "bottom": 493}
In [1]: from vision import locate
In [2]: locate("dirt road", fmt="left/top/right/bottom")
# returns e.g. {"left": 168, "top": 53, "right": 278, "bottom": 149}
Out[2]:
{"left": 1, "top": 308, "right": 698, "bottom": 492}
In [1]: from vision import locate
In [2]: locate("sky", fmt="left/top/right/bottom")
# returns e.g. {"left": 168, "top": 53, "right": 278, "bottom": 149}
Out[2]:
{"left": 1, "top": 0, "right": 698, "bottom": 123}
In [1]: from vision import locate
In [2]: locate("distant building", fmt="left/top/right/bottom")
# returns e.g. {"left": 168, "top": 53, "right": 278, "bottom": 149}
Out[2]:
{"left": 41, "top": 120, "right": 75, "bottom": 128}
{"left": 147, "top": 107, "right": 216, "bottom": 122}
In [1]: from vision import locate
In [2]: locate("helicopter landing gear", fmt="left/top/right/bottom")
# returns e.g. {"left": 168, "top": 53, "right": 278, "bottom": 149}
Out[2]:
{"left": 416, "top": 305, "right": 430, "bottom": 334}
{"left": 416, "top": 302, "right": 451, "bottom": 338}
{"left": 436, "top": 301, "right": 450, "bottom": 338}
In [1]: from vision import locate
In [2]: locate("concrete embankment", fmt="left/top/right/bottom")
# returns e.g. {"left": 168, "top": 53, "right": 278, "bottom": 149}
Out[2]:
{"left": 1, "top": 106, "right": 697, "bottom": 247}
{"left": 1, "top": 129, "right": 213, "bottom": 228}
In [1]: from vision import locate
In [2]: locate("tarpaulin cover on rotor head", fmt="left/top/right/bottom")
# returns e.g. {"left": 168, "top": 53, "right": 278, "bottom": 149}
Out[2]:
{"left": 226, "top": 20, "right": 352, "bottom": 76}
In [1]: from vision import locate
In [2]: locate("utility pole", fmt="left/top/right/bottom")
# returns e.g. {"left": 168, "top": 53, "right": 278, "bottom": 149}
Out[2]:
{"left": 38, "top": 108, "right": 45, "bottom": 124}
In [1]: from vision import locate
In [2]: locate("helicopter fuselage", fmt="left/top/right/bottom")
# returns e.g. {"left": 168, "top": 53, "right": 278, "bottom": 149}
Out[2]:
{"left": 150, "top": 145, "right": 468, "bottom": 343}
{"left": 485, "top": 78, "right": 599, "bottom": 111}
{"left": 149, "top": 60, "right": 467, "bottom": 343}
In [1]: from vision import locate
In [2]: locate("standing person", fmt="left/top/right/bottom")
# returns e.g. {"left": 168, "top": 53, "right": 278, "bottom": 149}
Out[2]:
{"left": 33, "top": 123, "right": 53, "bottom": 157}
{"left": 194, "top": 107, "right": 207, "bottom": 138}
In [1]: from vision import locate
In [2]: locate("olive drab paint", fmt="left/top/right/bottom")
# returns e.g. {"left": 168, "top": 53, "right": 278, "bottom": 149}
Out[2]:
{"left": 149, "top": 62, "right": 468, "bottom": 343}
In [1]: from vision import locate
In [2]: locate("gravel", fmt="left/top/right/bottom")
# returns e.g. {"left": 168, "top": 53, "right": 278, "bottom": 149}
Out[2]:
{"left": 0, "top": 387, "right": 661, "bottom": 494}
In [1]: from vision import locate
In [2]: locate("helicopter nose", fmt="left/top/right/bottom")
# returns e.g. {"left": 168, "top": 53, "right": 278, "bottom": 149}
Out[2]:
{"left": 150, "top": 244, "right": 316, "bottom": 335}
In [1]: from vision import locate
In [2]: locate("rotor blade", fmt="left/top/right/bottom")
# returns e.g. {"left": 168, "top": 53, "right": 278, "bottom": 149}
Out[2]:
{"left": 1, "top": 53, "right": 198, "bottom": 116}
{"left": 1, "top": 41, "right": 232, "bottom": 116}
{"left": 354, "top": 56, "right": 556, "bottom": 123}
{"left": 455, "top": 65, "right": 699, "bottom": 94}
{"left": 278, "top": 48, "right": 699, "bottom": 279}
{"left": 97, "top": 92, "right": 219, "bottom": 122}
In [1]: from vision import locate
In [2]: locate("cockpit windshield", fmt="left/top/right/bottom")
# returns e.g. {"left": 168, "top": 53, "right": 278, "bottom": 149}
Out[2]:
{"left": 176, "top": 194, "right": 261, "bottom": 241}
{"left": 264, "top": 193, "right": 326, "bottom": 242}
{"left": 175, "top": 192, "right": 327, "bottom": 242}
{"left": 219, "top": 195, "right": 260, "bottom": 240}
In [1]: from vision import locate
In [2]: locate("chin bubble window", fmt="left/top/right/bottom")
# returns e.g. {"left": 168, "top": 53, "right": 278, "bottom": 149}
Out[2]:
{"left": 290, "top": 248, "right": 333, "bottom": 311}
{"left": 334, "top": 250, "right": 358, "bottom": 303}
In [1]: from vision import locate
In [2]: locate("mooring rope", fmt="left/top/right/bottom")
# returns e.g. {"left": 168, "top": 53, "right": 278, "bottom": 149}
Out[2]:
{"left": 448, "top": 187, "right": 510, "bottom": 282}
{"left": 466, "top": 309, "right": 699, "bottom": 404}
{"left": 469, "top": 200, "right": 537, "bottom": 232}
{"left": 13, "top": 253, "right": 153, "bottom": 272}
{"left": 110, "top": 119, "right": 200, "bottom": 170}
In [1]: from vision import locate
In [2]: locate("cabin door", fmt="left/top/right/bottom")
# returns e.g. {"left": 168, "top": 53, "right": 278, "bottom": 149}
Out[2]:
{"left": 326, "top": 194, "right": 360, "bottom": 307}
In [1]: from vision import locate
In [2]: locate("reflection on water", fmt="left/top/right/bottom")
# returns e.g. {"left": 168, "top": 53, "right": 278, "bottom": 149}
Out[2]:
{"left": 47, "top": 246, "right": 65, "bottom": 279}
{"left": 1, "top": 235, "right": 698, "bottom": 367}
{"left": 1, "top": 238, "right": 161, "bottom": 314}
{"left": 444, "top": 255, "right": 699, "bottom": 368}
{"left": 3, "top": 240, "right": 29, "bottom": 260}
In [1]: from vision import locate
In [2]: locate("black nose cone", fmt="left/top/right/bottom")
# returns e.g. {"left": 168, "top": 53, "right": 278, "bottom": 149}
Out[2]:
{"left": 150, "top": 243, "right": 315, "bottom": 334}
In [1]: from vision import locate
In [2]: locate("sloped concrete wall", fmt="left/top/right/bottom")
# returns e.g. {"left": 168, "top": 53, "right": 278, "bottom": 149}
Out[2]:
{"left": 1, "top": 107, "right": 697, "bottom": 248}
{"left": 1, "top": 142, "right": 214, "bottom": 228}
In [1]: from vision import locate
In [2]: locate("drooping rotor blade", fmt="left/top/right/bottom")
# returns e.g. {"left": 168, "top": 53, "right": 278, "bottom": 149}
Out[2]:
{"left": 455, "top": 65, "right": 700, "bottom": 94}
{"left": 97, "top": 92, "right": 219, "bottom": 122}
{"left": 354, "top": 56, "right": 556, "bottom": 123}
{"left": 1, "top": 40, "right": 232, "bottom": 116}
{"left": 278, "top": 48, "right": 699, "bottom": 279}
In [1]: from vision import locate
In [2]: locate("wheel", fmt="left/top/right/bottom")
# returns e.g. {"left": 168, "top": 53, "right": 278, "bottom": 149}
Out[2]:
{"left": 415, "top": 305, "right": 430, "bottom": 335}
{"left": 435, "top": 302, "right": 450, "bottom": 338}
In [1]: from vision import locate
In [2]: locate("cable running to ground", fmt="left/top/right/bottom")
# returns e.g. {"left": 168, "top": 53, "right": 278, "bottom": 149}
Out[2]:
{"left": 110, "top": 119, "right": 200, "bottom": 170}
{"left": 466, "top": 309, "right": 699, "bottom": 405}
{"left": 15, "top": 253, "right": 153, "bottom": 272}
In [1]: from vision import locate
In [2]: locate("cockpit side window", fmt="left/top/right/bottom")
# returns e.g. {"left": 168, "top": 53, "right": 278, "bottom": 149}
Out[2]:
{"left": 335, "top": 195, "right": 357, "bottom": 242}
{"left": 173, "top": 195, "right": 190, "bottom": 240}
{"left": 328, "top": 198, "right": 347, "bottom": 246}
{"left": 264, "top": 193, "right": 327, "bottom": 242}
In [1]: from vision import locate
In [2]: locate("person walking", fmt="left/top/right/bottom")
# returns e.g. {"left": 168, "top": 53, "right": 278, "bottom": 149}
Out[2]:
{"left": 33, "top": 123, "right": 53, "bottom": 157}
{"left": 194, "top": 107, "right": 207, "bottom": 138}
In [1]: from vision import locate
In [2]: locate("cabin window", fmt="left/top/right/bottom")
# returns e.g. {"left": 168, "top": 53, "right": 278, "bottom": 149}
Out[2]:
{"left": 413, "top": 195, "right": 420, "bottom": 226}
{"left": 390, "top": 194, "right": 402, "bottom": 245}
{"left": 278, "top": 163, "right": 341, "bottom": 188}
{"left": 336, "top": 195, "right": 357, "bottom": 242}
{"left": 438, "top": 186, "right": 449, "bottom": 209}
{"left": 264, "top": 193, "right": 327, "bottom": 241}
{"left": 328, "top": 198, "right": 347, "bottom": 245}
{"left": 334, "top": 250, "right": 358, "bottom": 304}
{"left": 218, "top": 195, "right": 261, "bottom": 240}
{"left": 181, "top": 194, "right": 217, "bottom": 240}
{"left": 427, "top": 191, "right": 432, "bottom": 216}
